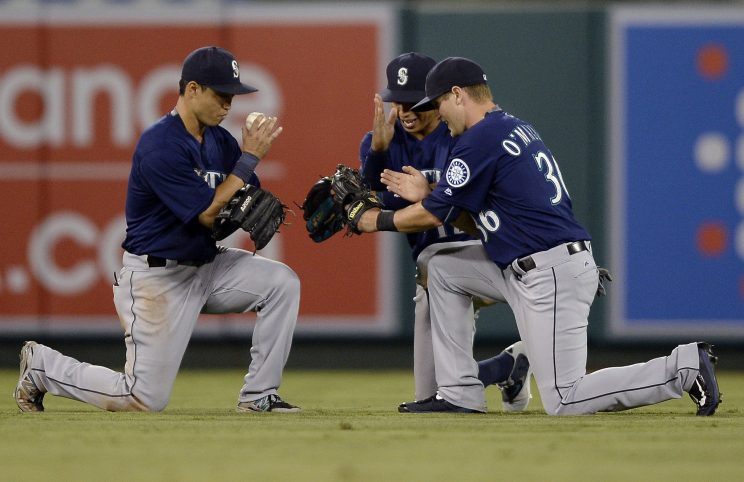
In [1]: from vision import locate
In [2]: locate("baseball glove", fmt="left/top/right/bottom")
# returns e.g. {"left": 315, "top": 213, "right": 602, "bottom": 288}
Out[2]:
{"left": 213, "top": 184, "right": 287, "bottom": 251}
{"left": 301, "top": 176, "right": 345, "bottom": 242}
{"left": 330, "top": 164, "right": 382, "bottom": 235}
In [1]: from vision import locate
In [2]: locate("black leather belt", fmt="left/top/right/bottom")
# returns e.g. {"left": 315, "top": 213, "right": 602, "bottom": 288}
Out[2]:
{"left": 516, "top": 241, "right": 589, "bottom": 273}
{"left": 147, "top": 255, "right": 209, "bottom": 268}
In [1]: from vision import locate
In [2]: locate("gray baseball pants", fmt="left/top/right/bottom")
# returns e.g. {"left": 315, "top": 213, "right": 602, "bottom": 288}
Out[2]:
{"left": 26, "top": 248, "right": 299, "bottom": 411}
{"left": 413, "top": 240, "right": 487, "bottom": 401}
{"left": 426, "top": 243, "right": 700, "bottom": 414}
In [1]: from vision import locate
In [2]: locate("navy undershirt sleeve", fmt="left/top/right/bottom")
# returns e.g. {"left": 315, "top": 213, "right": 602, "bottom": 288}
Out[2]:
{"left": 359, "top": 132, "right": 389, "bottom": 191}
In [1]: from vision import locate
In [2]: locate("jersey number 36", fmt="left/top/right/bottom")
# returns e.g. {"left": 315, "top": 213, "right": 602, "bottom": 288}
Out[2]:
{"left": 476, "top": 150, "right": 569, "bottom": 241}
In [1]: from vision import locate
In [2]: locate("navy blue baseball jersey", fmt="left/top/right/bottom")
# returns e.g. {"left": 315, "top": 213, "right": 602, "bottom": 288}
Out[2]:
{"left": 422, "top": 110, "right": 590, "bottom": 269}
{"left": 122, "top": 110, "right": 259, "bottom": 261}
{"left": 360, "top": 121, "right": 473, "bottom": 260}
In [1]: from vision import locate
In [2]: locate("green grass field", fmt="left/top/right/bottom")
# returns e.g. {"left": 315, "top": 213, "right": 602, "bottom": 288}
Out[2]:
{"left": 1, "top": 369, "right": 742, "bottom": 481}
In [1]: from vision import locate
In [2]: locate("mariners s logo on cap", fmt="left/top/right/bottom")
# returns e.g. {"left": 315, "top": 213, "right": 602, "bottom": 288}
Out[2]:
{"left": 397, "top": 67, "right": 409, "bottom": 86}
{"left": 446, "top": 159, "right": 470, "bottom": 187}
{"left": 181, "top": 46, "right": 257, "bottom": 95}
{"left": 380, "top": 52, "right": 436, "bottom": 104}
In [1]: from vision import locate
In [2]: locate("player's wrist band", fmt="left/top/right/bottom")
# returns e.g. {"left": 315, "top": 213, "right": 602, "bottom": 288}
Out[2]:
{"left": 376, "top": 210, "right": 397, "bottom": 232}
{"left": 232, "top": 152, "right": 260, "bottom": 182}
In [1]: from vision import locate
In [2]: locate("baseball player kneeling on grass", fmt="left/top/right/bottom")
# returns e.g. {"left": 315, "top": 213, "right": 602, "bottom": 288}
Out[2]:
{"left": 337, "top": 57, "right": 722, "bottom": 416}
{"left": 302, "top": 54, "right": 533, "bottom": 414}
{"left": 356, "top": 53, "right": 530, "bottom": 411}
{"left": 14, "top": 46, "right": 301, "bottom": 413}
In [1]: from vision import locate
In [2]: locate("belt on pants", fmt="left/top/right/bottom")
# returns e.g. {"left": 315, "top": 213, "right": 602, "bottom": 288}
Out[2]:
{"left": 516, "top": 241, "right": 589, "bottom": 273}
{"left": 146, "top": 255, "right": 210, "bottom": 268}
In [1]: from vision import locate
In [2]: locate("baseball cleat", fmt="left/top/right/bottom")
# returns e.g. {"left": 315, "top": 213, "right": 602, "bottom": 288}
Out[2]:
{"left": 237, "top": 394, "right": 301, "bottom": 413}
{"left": 398, "top": 395, "right": 483, "bottom": 413}
{"left": 14, "top": 341, "right": 45, "bottom": 412}
{"left": 688, "top": 342, "right": 722, "bottom": 416}
{"left": 498, "top": 341, "right": 532, "bottom": 412}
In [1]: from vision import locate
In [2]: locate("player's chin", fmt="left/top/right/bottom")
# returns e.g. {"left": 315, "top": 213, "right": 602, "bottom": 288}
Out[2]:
{"left": 446, "top": 123, "right": 462, "bottom": 137}
{"left": 209, "top": 115, "right": 227, "bottom": 126}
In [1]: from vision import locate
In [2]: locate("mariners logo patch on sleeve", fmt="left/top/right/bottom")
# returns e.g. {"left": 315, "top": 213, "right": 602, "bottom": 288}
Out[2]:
{"left": 445, "top": 159, "right": 470, "bottom": 187}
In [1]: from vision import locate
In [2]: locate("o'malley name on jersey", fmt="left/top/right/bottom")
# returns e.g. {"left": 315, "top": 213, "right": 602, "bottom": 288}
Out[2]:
{"left": 501, "top": 123, "right": 542, "bottom": 156}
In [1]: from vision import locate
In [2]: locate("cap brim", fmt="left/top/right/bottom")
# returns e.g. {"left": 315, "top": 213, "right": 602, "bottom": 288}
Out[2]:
{"left": 209, "top": 83, "right": 258, "bottom": 95}
{"left": 380, "top": 88, "right": 427, "bottom": 104}
{"left": 411, "top": 95, "right": 436, "bottom": 112}
{"left": 411, "top": 84, "right": 454, "bottom": 112}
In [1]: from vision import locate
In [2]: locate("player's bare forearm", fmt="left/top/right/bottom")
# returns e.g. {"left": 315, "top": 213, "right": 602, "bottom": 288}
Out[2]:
{"left": 198, "top": 173, "right": 246, "bottom": 228}
{"left": 356, "top": 202, "right": 441, "bottom": 233}
{"left": 395, "top": 203, "right": 442, "bottom": 232}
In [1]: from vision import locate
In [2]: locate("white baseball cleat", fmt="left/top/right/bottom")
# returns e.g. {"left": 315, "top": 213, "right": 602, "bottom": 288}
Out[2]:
{"left": 498, "top": 341, "right": 532, "bottom": 412}
{"left": 14, "top": 341, "right": 45, "bottom": 412}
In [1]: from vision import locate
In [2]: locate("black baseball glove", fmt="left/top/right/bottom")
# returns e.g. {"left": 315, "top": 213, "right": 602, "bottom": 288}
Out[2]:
{"left": 330, "top": 164, "right": 382, "bottom": 235}
{"left": 301, "top": 176, "right": 345, "bottom": 242}
{"left": 213, "top": 184, "right": 287, "bottom": 251}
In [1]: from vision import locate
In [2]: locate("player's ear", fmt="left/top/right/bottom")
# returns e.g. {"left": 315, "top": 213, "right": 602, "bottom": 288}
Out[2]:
{"left": 185, "top": 81, "right": 202, "bottom": 97}
{"left": 452, "top": 86, "right": 463, "bottom": 105}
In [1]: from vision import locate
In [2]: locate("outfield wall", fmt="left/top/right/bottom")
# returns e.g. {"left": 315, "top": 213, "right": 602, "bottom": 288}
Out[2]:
{"left": 0, "top": 2, "right": 401, "bottom": 338}
{"left": 1, "top": 1, "right": 743, "bottom": 344}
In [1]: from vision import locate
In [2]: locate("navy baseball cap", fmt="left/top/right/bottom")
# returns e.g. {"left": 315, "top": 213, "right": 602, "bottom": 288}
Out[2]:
{"left": 380, "top": 52, "right": 437, "bottom": 104}
{"left": 412, "top": 57, "right": 488, "bottom": 112}
{"left": 181, "top": 46, "right": 257, "bottom": 95}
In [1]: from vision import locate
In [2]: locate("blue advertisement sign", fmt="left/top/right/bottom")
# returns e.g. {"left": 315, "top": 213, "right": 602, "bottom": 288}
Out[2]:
{"left": 609, "top": 9, "right": 744, "bottom": 339}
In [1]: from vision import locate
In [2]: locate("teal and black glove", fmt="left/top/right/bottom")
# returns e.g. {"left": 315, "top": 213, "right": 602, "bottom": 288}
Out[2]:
{"left": 301, "top": 177, "right": 345, "bottom": 242}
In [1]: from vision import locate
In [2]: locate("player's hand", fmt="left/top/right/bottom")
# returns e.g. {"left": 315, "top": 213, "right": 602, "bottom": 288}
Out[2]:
{"left": 241, "top": 114, "right": 283, "bottom": 159}
{"left": 370, "top": 94, "right": 396, "bottom": 152}
{"left": 596, "top": 266, "right": 613, "bottom": 297}
{"left": 381, "top": 166, "right": 431, "bottom": 203}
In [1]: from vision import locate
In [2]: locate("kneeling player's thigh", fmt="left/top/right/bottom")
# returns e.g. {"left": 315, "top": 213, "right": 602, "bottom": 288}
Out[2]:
{"left": 428, "top": 246, "right": 506, "bottom": 302}
{"left": 204, "top": 250, "right": 299, "bottom": 313}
